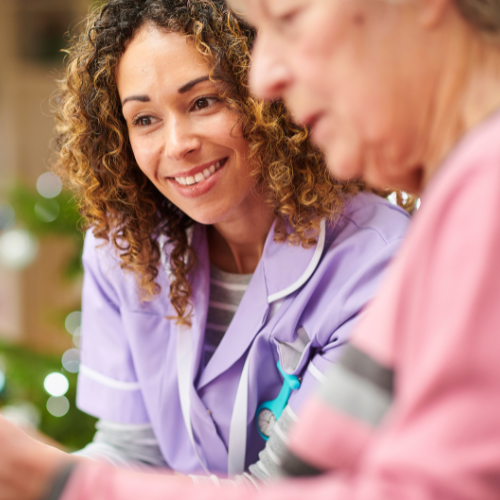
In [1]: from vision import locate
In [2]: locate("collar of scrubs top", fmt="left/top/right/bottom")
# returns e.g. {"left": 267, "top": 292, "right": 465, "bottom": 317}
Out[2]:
{"left": 161, "top": 219, "right": 326, "bottom": 475}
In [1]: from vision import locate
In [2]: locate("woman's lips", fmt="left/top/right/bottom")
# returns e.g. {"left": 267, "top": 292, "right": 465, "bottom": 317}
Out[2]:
{"left": 301, "top": 112, "right": 324, "bottom": 133}
{"left": 301, "top": 112, "right": 331, "bottom": 147}
{"left": 167, "top": 157, "right": 228, "bottom": 199}
{"left": 174, "top": 159, "right": 224, "bottom": 186}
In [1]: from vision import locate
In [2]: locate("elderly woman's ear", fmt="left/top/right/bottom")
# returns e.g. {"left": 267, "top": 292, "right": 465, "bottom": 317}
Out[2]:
{"left": 416, "top": 0, "right": 457, "bottom": 27}
{"left": 419, "top": 0, "right": 500, "bottom": 35}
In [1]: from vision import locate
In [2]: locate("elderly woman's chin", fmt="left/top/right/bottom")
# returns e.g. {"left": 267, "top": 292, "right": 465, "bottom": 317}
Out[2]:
{"left": 321, "top": 134, "right": 424, "bottom": 194}
{"left": 313, "top": 125, "right": 364, "bottom": 183}
{"left": 323, "top": 148, "right": 363, "bottom": 184}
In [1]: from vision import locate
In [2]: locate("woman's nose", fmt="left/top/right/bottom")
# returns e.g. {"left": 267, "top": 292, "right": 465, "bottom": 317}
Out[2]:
{"left": 164, "top": 117, "right": 201, "bottom": 161}
{"left": 249, "top": 32, "right": 293, "bottom": 101}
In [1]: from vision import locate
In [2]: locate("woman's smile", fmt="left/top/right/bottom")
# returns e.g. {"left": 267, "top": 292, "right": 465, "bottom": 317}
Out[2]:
{"left": 170, "top": 157, "right": 226, "bottom": 186}
{"left": 166, "top": 157, "right": 228, "bottom": 199}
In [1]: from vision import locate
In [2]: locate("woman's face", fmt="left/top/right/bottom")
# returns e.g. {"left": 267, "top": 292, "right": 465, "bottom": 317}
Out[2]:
{"left": 117, "top": 25, "right": 255, "bottom": 225}
{"left": 238, "top": 0, "right": 439, "bottom": 192}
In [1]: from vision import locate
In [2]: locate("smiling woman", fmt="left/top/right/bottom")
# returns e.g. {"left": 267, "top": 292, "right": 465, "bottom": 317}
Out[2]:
{"left": 45, "top": 0, "right": 411, "bottom": 485}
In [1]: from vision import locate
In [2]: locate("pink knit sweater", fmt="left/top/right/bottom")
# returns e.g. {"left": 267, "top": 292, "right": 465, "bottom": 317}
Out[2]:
{"left": 60, "top": 111, "right": 500, "bottom": 500}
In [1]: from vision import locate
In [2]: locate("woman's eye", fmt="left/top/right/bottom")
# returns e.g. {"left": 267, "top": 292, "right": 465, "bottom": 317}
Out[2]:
{"left": 273, "top": 5, "right": 304, "bottom": 28}
{"left": 195, "top": 98, "right": 209, "bottom": 109}
{"left": 278, "top": 9, "right": 299, "bottom": 23}
{"left": 132, "top": 115, "right": 156, "bottom": 127}
{"left": 192, "top": 97, "right": 218, "bottom": 111}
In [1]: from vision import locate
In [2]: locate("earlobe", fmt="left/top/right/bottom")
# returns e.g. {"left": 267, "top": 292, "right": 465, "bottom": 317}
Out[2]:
{"left": 418, "top": 0, "right": 453, "bottom": 28}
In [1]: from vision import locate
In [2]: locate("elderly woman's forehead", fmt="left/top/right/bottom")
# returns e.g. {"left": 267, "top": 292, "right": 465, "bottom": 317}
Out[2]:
{"left": 225, "top": 0, "right": 272, "bottom": 20}
{"left": 226, "top": 0, "right": 249, "bottom": 16}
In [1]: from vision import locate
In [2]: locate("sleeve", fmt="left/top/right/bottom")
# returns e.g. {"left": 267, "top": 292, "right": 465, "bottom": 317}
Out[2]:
{"left": 57, "top": 462, "right": 349, "bottom": 500}
{"left": 343, "top": 161, "right": 500, "bottom": 500}
{"left": 77, "top": 231, "right": 150, "bottom": 424}
{"left": 73, "top": 420, "right": 168, "bottom": 470}
{"left": 245, "top": 405, "right": 297, "bottom": 482}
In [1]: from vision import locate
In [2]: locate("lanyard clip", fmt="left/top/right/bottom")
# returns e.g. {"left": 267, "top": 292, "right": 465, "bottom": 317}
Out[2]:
{"left": 256, "top": 361, "right": 300, "bottom": 441}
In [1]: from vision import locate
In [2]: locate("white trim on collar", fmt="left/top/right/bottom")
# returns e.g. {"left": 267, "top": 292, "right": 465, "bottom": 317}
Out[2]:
{"left": 267, "top": 218, "right": 326, "bottom": 304}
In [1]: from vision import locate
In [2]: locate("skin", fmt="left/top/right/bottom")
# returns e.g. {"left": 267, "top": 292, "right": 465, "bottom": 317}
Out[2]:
{"left": 117, "top": 24, "right": 274, "bottom": 273}
{"left": 0, "top": 415, "right": 66, "bottom": 500}
{"left": 232, "top": 0, "right": 500, "bottom": 194}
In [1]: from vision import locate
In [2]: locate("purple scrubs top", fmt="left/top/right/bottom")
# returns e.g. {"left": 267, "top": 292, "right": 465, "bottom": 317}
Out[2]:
{"left": 76, "top": 192, "right": 410, "bottom": 475}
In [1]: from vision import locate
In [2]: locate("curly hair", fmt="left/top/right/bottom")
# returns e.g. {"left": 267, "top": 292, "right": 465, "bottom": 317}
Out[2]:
{"left": 55, "top": 0, "right": 397, "bottom": 325}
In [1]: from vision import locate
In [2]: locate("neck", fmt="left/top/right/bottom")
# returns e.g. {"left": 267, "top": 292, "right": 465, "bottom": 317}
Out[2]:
{"left": 207, "top": 192, "right": 275, "bottom": 274}
{"left": 421, "top": 27, "right": 500, "bottom": 189}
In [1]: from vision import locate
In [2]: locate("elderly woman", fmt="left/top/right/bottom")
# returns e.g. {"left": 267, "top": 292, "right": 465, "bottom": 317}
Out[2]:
{"left": 1, "top": 0, "right": 499, "bottom": 499}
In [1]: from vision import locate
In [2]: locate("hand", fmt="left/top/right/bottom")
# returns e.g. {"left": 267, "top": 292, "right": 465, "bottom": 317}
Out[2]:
{"left": 0, "top": 415, "right": 69, "bottom": 500}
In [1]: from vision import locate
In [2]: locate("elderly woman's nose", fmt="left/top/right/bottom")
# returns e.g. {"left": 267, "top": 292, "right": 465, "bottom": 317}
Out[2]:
{"left": 249, "top": 33, "right": 292, "bottom": 100}
{"left": 164, "top": 119, "right": 200, "bottom": 160}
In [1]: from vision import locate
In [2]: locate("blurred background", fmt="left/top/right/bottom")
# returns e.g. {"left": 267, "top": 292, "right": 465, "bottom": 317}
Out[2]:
{"left": 0, "top": 0, "right": 99, "bottom": 450}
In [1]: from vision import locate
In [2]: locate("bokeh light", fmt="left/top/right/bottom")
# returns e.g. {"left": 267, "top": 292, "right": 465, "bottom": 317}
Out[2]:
{"left": 65, "top": 311, "right": 81, "bottom": 335}
{"left": 46, "top": 396, "right": 70, "bottom": 417}
{"left": 72, "top": 327, "right": 81, "bottom": 348}
{"left": 0, "top": 370, "right": 5, "bottom": 393}
{"left": 36, "top": 172, "right": 63, "bottom": 199}
{"left": 0, "top": 229, "right": 39, "bottom": 269}
{"left": 34, "top": 199, "right": 60, "bottom": 223}
{"left": 388, "top": 192, "right": 420, "bottom": 210}
{"left": 62, "top": 348, "right": 80, "bottom": 373}
{"left": 387, "top": 192, "right": 398, "bottom": 205}
{"left": 1, "top": 402, "right": 41, "bottom": 428}
{"left": 43, "top": 372, "right": 69, "bottom": 397}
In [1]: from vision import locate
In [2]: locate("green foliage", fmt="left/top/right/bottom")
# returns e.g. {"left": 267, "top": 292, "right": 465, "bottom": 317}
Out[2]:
{"left": 8, "top": 183, "right": 84, "bottom": 279}
{"left": 0, "top": 340, "right": 97, "bottom": 451}
{"left": 1, "top": 183, "right": 94, "bottom": 450}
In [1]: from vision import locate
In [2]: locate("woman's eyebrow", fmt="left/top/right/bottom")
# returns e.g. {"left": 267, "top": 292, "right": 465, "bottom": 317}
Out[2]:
{"left": 178, "top": 75, "right": 210, "bottom": 94}
{"left": 121, "top": 76, "right": 211, "bottom": 106}
{"left": 122, "top": 95, "right": 150, "bottom": 107}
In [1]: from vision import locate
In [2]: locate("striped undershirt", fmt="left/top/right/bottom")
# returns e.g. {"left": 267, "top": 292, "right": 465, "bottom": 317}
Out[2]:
{"left": 203, "top": 264, "right": 253, "bottom": 367}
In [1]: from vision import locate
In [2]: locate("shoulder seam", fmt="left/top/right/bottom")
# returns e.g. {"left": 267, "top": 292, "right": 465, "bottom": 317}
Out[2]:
{"left": 341, "top": 213, "right": 407, "bottom": 245}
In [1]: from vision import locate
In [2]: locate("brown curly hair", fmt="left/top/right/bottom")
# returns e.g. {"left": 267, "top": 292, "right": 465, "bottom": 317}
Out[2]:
{"left": 55, "top": 0, "right": 398, "bottom": 325}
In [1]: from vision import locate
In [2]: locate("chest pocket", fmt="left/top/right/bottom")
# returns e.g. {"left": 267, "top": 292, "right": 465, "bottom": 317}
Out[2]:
{"left": 275, "top": 326, "right": 312, "bottom": 375}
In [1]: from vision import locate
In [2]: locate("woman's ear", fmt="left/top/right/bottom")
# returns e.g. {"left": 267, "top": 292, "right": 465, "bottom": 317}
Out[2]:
{"left": 417, "top": 0, "right": 454, "bottom": 28}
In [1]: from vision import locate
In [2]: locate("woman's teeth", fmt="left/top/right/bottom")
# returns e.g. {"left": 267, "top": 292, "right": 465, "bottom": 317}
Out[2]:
{"left": 175, "top": 161, "right": 221, "bottom": 186}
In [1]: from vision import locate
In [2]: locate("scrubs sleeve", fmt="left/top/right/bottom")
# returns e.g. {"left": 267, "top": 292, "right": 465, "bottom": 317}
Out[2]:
{"left": 288, "top": 237, "right": 404, "bottom": 414}
{"left": 76, "top": 231, "right": 150, "bottom": 424}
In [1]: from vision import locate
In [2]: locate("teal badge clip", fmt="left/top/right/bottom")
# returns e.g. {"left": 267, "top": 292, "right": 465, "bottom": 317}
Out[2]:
{"left": 256, "top": 361, "right": 301, "bottom": 441}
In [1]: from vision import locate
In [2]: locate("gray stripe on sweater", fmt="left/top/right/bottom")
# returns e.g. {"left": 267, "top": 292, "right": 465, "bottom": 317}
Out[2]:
{"left": 317, "top": 348, "right": 393, "bottom": 427}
